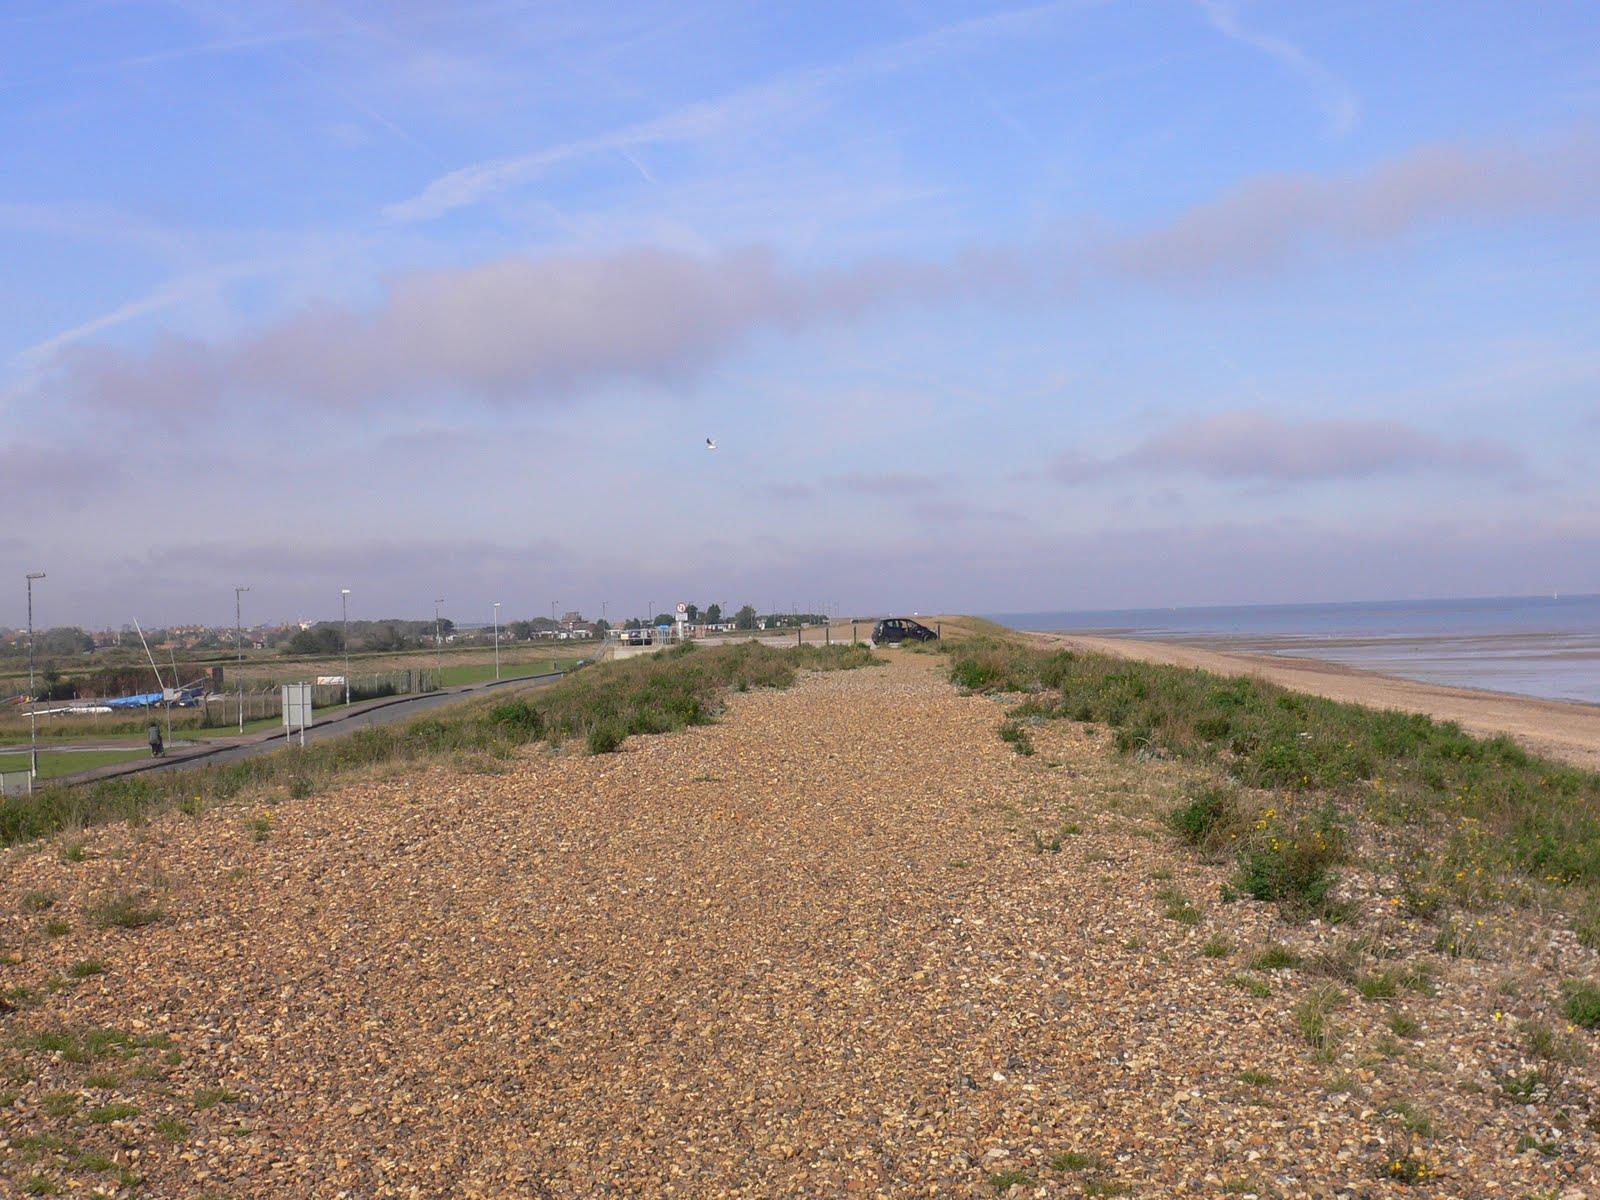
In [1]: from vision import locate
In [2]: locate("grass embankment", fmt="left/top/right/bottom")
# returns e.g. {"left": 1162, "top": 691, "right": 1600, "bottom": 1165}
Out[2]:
{"left": 0, "top": 642, "right": 877, "bottom": 847}
{"left": 0, "top": 750, "right": 151, "bottom": 780}
{"left": 944, "top": 636, "right": 1600, "bottom": 945}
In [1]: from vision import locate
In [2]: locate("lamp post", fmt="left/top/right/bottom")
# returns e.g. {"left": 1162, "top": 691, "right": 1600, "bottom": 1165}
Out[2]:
{"left": 25, "top": 572, "right": 44, "bottom": 785}
{"left": 234, "top": 586, "right": 249, "bottom": 733}
{"left": 341, "top": 589, "right": 352, "bottom": 706}
{"left": 434, "top": 598, "right": 444, "bottom": 685}
{"left": 493, "top": 601, "right": 501, "bottom": 680}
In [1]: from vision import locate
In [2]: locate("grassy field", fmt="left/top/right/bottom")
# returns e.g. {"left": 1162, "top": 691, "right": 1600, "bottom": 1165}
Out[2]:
{"left": 433, "top": 656, "right": 578, "bottom": 687}
{"left": 940, "top": 633, "right": 1600, "bottom": 945}
{"left": 0, "top": 642, "right": 877, "bottom": 846}
{"left": 0, "top": 650, "right": 590, "bottom": 742}
{"left": 0, "top": 748, "right": 150, "bottom": 780}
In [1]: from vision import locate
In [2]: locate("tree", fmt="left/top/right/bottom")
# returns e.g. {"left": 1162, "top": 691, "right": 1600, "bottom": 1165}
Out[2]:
{"left": 652, "top": 613, "right": 674, "bottom": 627}
{"left": 508, "top": 620, "right": 534, "bottom": 641}
{"left": 704, "top": 603, "right": 722, "bottom": 624}
{"left": 734, "top": 605, "right": 757, "bottom": 631}
{"left": 37, "top": 627, "right": 94, "bottom": 656}
{"left": 286, "top": 625, "right": 343, "bottom": 655}
{"left": 685, "top": 603, "right": 699, "bottom": 623}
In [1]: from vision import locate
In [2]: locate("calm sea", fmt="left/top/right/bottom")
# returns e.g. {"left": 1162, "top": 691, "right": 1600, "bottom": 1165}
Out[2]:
{"left": 991, "top": 594, "right": 1600, "bottom": 705}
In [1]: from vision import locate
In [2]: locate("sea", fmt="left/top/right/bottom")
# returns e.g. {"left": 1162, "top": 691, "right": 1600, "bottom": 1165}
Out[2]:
{"left": 991, "top": 594, "right": 1600, "bottom": 706}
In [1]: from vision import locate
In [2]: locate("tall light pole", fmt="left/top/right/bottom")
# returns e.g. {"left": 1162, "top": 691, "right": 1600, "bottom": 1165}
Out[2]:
{"left": 434, "top": 598, "right": 444, "bottom": 684}
{"left": 341, "top": 589, "right": 352, "bottom": 705}
{"left": 234, "top": 586, "right": 250, "bottom": 733}
{"left": 25, "top": 572, "right": 44, "bottom": 783}
{"left": 493, "top": 601, "right": 501, "bottom": 680}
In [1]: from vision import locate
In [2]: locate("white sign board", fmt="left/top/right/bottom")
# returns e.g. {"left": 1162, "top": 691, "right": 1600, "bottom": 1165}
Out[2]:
{"left": 282, "top": 683, "right": 313, "bottom": 735}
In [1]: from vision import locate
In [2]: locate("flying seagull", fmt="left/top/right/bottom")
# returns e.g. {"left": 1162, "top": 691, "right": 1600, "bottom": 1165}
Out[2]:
{"left": 705, "top": 437, "right": 717, "bottom": 450}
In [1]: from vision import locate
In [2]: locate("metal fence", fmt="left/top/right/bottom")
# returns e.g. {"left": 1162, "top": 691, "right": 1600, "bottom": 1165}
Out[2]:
{"left": 198, "top": 670, "right": 439, "bottom": 727}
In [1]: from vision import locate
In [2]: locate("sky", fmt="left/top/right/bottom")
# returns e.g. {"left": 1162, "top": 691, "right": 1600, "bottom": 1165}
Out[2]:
{"left": 3, "top": 0, "right": 1599, "bottom": 628}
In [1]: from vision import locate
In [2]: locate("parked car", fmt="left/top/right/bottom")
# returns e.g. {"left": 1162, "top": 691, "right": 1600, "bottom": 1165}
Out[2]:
{"left": 872, "top": 617, "right": 938, "bottom": 644}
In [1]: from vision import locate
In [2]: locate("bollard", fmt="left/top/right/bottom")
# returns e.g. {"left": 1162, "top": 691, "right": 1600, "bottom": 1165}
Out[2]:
{"left": 796, "top": 628, "right": 801, "bottom": 647}
{"left": 826, "top": 624, "right": 831, "bottom": 646}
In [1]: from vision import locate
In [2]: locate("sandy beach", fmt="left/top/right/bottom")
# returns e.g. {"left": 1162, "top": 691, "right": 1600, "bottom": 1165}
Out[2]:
{"left": 1034, "top": 631, "right": 1600, "bottom": 772}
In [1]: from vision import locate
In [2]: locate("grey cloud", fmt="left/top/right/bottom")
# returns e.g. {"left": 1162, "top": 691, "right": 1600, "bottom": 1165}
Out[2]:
{"left": 1051, "top": 411, "right": 1526, "bottom": 484}
{"left": 1103, "top": 132, "right": 1599, "bottom": 283}
{"left": 0, "top": 444, "right": 127, "bottom": 500}
{"left": 758, "top": 482, "right": 817, "bottom": 501}
{"left": 39, "top": 129, "right": 1600, "bottom": 419}
{"left": 831, "top": 471, "right": 948, "bottom": 497}
{"left": 53, "top": 247, "right": 932, "bottom": 415}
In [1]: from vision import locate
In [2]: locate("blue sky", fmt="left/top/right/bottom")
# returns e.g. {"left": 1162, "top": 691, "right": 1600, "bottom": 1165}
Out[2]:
{"left": 3, "top": 0, "right": 1598, "bottom": 627}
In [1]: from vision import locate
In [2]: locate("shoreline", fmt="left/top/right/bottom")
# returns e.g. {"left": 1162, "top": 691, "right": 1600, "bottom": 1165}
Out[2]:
{"left": 1028, "top": 629, "right": 1600, "bottom": 771}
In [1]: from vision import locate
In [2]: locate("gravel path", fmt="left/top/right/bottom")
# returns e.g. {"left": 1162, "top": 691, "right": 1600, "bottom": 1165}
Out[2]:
{"left": 3, "top": 654, "right": 1596, "bottom": 1197}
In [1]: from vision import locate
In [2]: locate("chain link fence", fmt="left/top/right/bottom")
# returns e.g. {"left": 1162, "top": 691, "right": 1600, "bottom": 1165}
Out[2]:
{"left": 198, "top": 670, "right": 440, "bottom": 728}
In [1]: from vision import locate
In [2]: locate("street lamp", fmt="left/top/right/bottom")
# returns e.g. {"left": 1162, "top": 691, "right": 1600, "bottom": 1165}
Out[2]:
{"left": 25, "top": 572, "right": 44, "bottom": 785}
{"left": 434, "top": 598, "right": 444, "bottom": 685}
{"left": 234, "top": 586, "right": 250, "bottom": 733}
{"left": 341, "top": 589, "right": 352, "bottom": 705}
{"left": 493, "top": 601, "right": 501, "bottom": 680}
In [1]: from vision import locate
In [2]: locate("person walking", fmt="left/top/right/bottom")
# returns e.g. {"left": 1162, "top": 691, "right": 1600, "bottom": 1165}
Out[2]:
{"left": 147, "top": 721, "right": 164, "bottom": 758}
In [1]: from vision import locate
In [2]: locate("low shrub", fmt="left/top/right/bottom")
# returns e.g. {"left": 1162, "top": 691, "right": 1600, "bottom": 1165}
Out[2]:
{"left": 1564, "top": 980, "right": 1600, "bottom": 1029}
{"left": 1168, "top": 785, "right": 1242, "bottom": 854}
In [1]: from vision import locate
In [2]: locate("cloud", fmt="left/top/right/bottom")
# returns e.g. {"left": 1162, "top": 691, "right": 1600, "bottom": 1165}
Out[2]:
{"left": 1050, "top": 411, "right": 1527, "bottom": 484}
{"left": 384, "top": 0, "right": 1085, "bottom": 222}
{"left": 1194, "top": 0, "right": 1358, "bottom": 135}
{"left": 50, "top": 247, "right": 932, "bottom": 414}
{"left": 35, "top": 128, "right": 1600, "bottom": 419}
{"left": 1101, "top": 129, "right": 1600, "bottom": 283}
{"left": 831, "top": 471, "right": 948, "bottom": 497}
{"left": 0, "top": 443, "right": 126, "bottom": 500}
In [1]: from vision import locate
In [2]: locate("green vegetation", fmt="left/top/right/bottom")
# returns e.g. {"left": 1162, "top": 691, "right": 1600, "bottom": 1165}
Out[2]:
{"left": 0, "top": 749, "right": 150, "bottom": 780}
{"left": 1049, "top": 1151, "right": 1100, "bottom": 1172}
{"left": 1249, "top": 944, "right": 1303, "bottom": 971}
{"left": 86, "top": 890, "right": 162, "bottom": 930}
{"left": 1294, "top": 984, "right": 1343, "bottom": 1055}
{"left": 944, "top": 636, "right": 1600, "bottom": 930}
{"left": 0, "top": 643, "right": 878, "bottom": 846}
{"left": 1563, "top": 980, "right": 1600, "bottom": 1029}
{"left": 1201, "top": 933, "right": 1233, "bottom": 957}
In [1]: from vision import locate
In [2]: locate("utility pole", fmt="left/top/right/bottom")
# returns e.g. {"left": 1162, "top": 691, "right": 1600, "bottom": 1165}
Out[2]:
{"left": 493, "top": 601, "right": 501, "bottom": 680}
{"left": 25, "top": 572, "right": 44, "bottom": 785}
{"left": 341, "top": 589, "right": 352, "bottom": 705}
{"left": 234, "top": 586, "right": 250, "bottom": 733}
{"left": 435, "top": 598, "right": 445, "bottom": 684}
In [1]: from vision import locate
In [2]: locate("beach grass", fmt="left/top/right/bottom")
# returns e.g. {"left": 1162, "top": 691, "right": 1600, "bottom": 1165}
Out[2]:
{"left": 0, "top": 642, "right": 878, "bottom": 847}
{"left": 944, "top": 635, "right": 1600, "bottom": 928}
